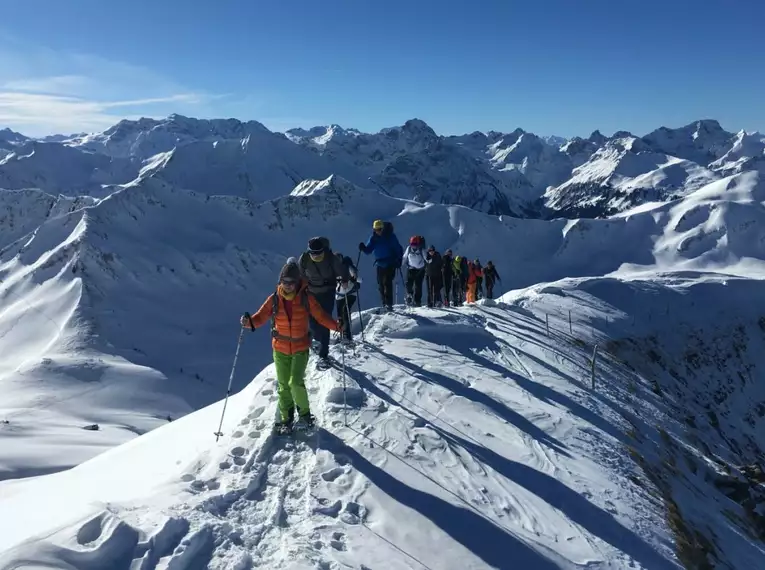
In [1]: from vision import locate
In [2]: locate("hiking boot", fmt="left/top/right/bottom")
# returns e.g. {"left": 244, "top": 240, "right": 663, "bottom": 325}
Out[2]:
{"left": 294, "top": 413, "right": 316, "bottom": 431}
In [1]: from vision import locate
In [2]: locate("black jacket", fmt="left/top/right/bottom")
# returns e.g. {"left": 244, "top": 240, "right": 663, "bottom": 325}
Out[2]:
{"left": 425, "top": 251, "right": 443, "bottom": 277}
{"left": 441, "top": 254, "right": 454, "bottom": 277}
{"left": 483, "top": 265, "right": 500, "bottom": 284}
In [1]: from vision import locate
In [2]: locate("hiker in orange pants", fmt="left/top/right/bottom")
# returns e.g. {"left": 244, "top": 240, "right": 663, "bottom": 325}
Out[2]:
{"left": 465, "top": 259, "right": 482, "bottom": 303}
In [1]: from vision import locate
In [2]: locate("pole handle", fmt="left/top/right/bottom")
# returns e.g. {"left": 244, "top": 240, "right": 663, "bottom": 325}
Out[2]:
{"left": 244, "top": 311, "right": 255, "bottom": 331}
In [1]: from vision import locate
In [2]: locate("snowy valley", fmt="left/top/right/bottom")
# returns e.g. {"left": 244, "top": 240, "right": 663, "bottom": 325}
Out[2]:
{"left": 0, "top": 114, "right": 764, "bottom": 569}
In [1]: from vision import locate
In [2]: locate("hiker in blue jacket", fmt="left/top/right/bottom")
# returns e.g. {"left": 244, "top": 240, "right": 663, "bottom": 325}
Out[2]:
{"left": 358, "top": 219, "right": 404, "bottom": 311}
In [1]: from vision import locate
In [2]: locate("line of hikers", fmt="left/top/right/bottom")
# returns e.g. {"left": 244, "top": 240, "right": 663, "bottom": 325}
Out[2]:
{"left": 358, "top": 219, "right": 501, "bottom": 311}
{"left": 239, "top": 220, "right": 501, "bottom": 434}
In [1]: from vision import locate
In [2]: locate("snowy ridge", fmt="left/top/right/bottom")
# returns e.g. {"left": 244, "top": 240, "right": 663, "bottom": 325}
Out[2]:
{"left": 2, "top": 115, "right": 764, "bottom": 218}
{"left": 0, "top": 140, "right": 139, "bottom": 196}
{"left": 3, "top": 275, "right": 764, "bottom": 568}
{"left": 545, "top": 135, "right": 720, "bottom": 218}
{"left": 0, "top": 301, "right": 680, "bottom": 569}
{"left": 71, "top": 115, "right": 274, "bottom": 160}
{"left": 509, "top": 274, "right": 765, "bottom": 568}
{"left": 1, "top": 116, "right": 765, "bottom": 567}
{"left": 1, "top": 170, "right": 764, "bottom": 482}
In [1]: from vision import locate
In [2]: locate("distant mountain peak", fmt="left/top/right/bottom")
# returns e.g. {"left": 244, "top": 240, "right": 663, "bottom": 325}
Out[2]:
{"left": 587, "top": 130, "right": 607, "bottom": 145}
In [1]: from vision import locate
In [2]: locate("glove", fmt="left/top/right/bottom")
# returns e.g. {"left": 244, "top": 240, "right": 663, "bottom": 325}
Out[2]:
{"left": 358, "top": 242, "right": 366, "bottom": 252}
{"left": 240, "top": 314, "right": 254, "bottom": 329}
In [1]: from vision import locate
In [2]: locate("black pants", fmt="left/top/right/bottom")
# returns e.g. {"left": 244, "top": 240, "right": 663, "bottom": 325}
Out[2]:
{"left": 336, "top": 294, "right": 356, "bottom": 340}
{"left": 406, "top": 267, "right": 425, "bottom": 305}
{"left": 377, "top": 266, "right": 396, "bottom": 309}
{"left": 486, "top": 279, "right": 495, "bottom": 299}
{"left": 426, "top": 274, "right": 443, "bottom": 307}
{"left": 443, "top": 272, "right": 453, "bottom": 305}
{"left": 310, "top": 290, "right": 335, "bottom": 358}
{"left": 451, "top": 276, "right": 461, "bottom": 306}
{"left": 476, "top": 277, "right": 483, "bottom": 299}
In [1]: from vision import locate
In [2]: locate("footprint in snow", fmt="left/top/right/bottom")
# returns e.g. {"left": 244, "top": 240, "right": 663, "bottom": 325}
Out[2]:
{"left": 231, "top": 446, "right": 246, "bottom": 456}
{"left": 232, "top": 430, "right": 244, "bottom": 438}
{"left": 262, "top": 388, "right": 273, "bottom": 396}
{"left": 341, "top": 501, "right": 366, "bottom": 525}
{"left": 249, "top": 407, "right": 265, "bottom": 419}
{"left": 313, "top": 499, "right": 342, "bottom": 518}
{"left": 248, "top": 430, "right": 261, "bottom": 439}
{"left": 330, "top": 531, "right": 346, "bottom": 551}
{"left": 219, "top": 461, "right": 232, "bottom": 470}
{"left": 321, "top": 467, "right": 346, "bottom": 482}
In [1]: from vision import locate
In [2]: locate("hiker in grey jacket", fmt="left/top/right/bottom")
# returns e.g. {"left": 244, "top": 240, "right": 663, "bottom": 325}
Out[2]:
{"left": 298, "top": 237, "right": 351, "bottom": 368}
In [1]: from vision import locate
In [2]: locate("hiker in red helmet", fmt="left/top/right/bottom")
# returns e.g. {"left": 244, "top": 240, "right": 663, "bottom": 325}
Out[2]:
{"left": 403, "top": 235, "right": 427, "bottom": 306}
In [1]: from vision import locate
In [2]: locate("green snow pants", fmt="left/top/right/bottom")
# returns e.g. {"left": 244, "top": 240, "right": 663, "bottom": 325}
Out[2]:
{"left": 273, "top": 349, "right": 311, "bottom": 422}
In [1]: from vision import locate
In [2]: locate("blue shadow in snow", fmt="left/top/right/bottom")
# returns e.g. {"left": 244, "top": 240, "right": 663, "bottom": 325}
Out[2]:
{"left": 318, "top": 428, "right": 561, "bottom": 570}
{"left": 342, "top": 365, "right": 675, "bottom": 570}
{"left": 365, "top": 343, "right": 571, "bottom": 458}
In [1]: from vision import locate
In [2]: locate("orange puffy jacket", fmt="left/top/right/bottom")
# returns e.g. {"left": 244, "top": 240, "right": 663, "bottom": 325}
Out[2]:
{"left": 249, "top": 281, "right": 340, "bottom": 355}
{"left": 466, "top": 262, "right": 482, "bottom": 284}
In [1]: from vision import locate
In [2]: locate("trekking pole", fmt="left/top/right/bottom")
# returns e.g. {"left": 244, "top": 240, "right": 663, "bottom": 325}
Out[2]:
{"left": 354, "top": 255, "right": 366, "bottom": 341}
{"left": 343, "top": 294, "right": 358, "bottom": 354}
{"left": 214, "top": 312, "right": 254, "bottom": 441}
{"left": 341, "top": 334, "right": 348, "bottom": 426}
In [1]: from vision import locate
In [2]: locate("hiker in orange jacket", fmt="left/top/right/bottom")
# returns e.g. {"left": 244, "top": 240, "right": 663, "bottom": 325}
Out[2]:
{"left": 240, "top": 258, "right": 342, "bottom": 433}
{"left": 465, "top": 259, "right": 483, "bottom": 303}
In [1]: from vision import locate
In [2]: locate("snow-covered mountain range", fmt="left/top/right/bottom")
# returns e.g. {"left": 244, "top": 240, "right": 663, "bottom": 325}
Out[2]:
{"left": 1, "top": 113, "right": 765, "bottom": 569}
{"left": 1, "top": 114, "right": 762, "bottom": 218}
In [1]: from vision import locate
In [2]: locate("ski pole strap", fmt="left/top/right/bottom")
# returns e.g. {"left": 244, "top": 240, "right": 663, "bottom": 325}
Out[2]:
{"left": 244, "top": 312, "right": 255, "bottom": 331}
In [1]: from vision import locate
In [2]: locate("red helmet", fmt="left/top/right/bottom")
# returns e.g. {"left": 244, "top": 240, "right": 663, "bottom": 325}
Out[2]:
{"left": 409, "top": 236, "right": 421, "bottom": 246}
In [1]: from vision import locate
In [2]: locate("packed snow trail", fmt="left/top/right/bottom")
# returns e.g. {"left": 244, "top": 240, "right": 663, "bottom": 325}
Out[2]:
{"left": 0, "top": 301, "right": 679, "bottom": 569}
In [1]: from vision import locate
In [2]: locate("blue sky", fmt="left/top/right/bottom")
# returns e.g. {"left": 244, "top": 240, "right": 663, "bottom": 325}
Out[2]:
{"left": 1, "top": 0, "right": 763, "bottom": 138}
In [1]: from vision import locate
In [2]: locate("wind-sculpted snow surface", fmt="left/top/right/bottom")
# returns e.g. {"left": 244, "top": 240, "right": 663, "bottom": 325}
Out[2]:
{"left": 509, "top": 274, "right": 765, "bottom": 569}
{"left": 0, "top": 301, "right": 687, "bottom": 569}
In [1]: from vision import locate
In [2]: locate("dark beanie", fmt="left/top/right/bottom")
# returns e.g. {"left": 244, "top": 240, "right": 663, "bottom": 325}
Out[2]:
{"left": 279, "top": 257, "right": 301, "bottom": 282}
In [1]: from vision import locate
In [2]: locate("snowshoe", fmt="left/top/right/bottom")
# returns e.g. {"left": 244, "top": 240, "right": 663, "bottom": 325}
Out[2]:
{"left": 273, "top": 422, "right": 293, "bottom": 436}
{"left": 293, "top": 414, "right": 316, "bottom": 432}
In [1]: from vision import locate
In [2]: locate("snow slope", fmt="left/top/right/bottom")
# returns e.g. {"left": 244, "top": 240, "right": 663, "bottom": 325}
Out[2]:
{"left": 509, "top": 274, "right": 765, "bottom": 569}
{"left": 0, "top": 141, "right": 139, "bottom": 196}
{"left": 0, "top": 300, "right": 681, "bottom": 569}
{"left": 3, "top": 271, "right": 765, "bottom": 569}
{"left": 642, "top": 120, "right": 733, "bottom": 167}
{"left": 2, "top": 169, "right": 764, "bottom": 483}
{"left": 545, "top": 135, "right": 720, "bottom": 218}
